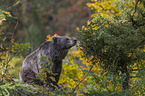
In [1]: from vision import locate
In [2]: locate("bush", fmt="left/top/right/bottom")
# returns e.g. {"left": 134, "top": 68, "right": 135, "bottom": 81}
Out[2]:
{"left": 8, "top": 56, "right": 24, "bottom": 78}
{"left": 77, "top": 0, "right": 145, "bottom": 92}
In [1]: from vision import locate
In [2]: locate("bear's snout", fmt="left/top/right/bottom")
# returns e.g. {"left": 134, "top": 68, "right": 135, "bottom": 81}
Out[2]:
{"left": 73, "top": 39, "right": 77, "bottom": 45}
{"left": 74, "top": 39, "right": 77, "bottom": 42}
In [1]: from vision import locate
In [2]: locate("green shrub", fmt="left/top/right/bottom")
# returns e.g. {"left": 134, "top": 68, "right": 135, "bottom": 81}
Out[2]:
{"left": 8, "top": 56, "right": 24, "bottom": 78}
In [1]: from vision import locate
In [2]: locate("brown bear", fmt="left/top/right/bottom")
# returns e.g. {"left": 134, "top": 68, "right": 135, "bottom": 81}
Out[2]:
{"left": 19, "top": 36, "right": 77, "bottom": 87}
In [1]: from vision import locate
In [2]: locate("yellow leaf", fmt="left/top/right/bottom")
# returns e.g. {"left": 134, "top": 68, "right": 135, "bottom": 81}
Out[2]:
{"left": 46, "top": 34, "right": 52, "bottom": 41}
{"left": 11, "top": 39, "right": 14, "bottom": 43}
{"left": 53, "top": 34, "right": 59, "bottom": 37}
{"left": 76, "top": 27, "right": 80, "bottom": 31}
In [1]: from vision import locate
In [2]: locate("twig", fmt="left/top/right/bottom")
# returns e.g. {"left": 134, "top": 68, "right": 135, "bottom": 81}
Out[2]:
{"left": 133, "top": 0, "right": 139, "bottom": 16}
{"left": 16, "top": 89, "right": 30, "bottom": 96}
{"left": 6, "top": 0, "right": 21, "bottom": 10}
{"left": 135, "top": 39, "right": 145, "bottom": 48}
{"left": 136, "top": 58, "right": 143, "bottom": 78}
{"left": 4, "top": 50, "right": 19, "bottom": 74}
{"left": 7, "top": 20, "right": 18, "bottom": 57}
{"left": 107, "top": 90, "right": 128, "bottom": 96}
{"left": 71, "top": 61, "right": 95, "bottom": 94}
{"left": 0, "top": 87, "right": 4, "bottom": 96}
{"left": 5, "top": 21, "right": 18, "bottom": 74}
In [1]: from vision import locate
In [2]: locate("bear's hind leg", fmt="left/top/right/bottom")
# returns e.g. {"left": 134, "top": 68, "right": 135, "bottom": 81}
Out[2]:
{"left": 19, "top": 68, "right": 43, "bottom": 85}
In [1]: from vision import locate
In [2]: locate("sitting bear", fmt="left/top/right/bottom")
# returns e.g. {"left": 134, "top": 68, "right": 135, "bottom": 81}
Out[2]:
{"left": 19, "top": 36, "right": 77, "bottom": 87}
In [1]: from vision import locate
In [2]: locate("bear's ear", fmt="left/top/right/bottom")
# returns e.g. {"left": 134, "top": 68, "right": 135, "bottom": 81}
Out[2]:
{"left": 52, "top": 36, "right": 58, "bottom": 43}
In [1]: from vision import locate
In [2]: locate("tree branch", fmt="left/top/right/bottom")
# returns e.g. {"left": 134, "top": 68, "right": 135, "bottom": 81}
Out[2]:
{"left": 71, "top": 60, "right": 96, "bottom": 94}
{"left": 134, "top": 39, "right": 145, "bottom": 48}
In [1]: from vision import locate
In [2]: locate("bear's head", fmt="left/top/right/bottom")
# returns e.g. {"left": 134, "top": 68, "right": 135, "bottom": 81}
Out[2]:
{"left": 52, "top": 36, "right": 77, "bottom": 50}
{"left": 50, "top": 36, "right": 77, "bottom": 60}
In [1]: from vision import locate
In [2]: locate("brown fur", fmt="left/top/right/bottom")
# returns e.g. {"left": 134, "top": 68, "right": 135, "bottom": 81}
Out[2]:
{"left": 19, "top": 36, "right": 77, "bottom": 87}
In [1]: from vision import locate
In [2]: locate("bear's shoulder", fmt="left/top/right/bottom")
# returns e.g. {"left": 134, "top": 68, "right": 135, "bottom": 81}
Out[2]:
{"left": 39, "top": 41, "right": 52, "bottom": 50}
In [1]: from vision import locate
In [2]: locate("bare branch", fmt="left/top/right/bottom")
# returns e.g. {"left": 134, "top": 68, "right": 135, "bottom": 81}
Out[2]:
{"left": 71, "top": 60, "right": 96, "bottom": 94}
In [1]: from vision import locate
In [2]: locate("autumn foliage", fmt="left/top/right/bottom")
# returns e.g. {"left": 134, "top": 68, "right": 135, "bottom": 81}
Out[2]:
{"left": 77, "top": 0, "right": 145, "bottom": 94}
{"left": 0, "top": 0, "right": 145, "bottom": 95}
